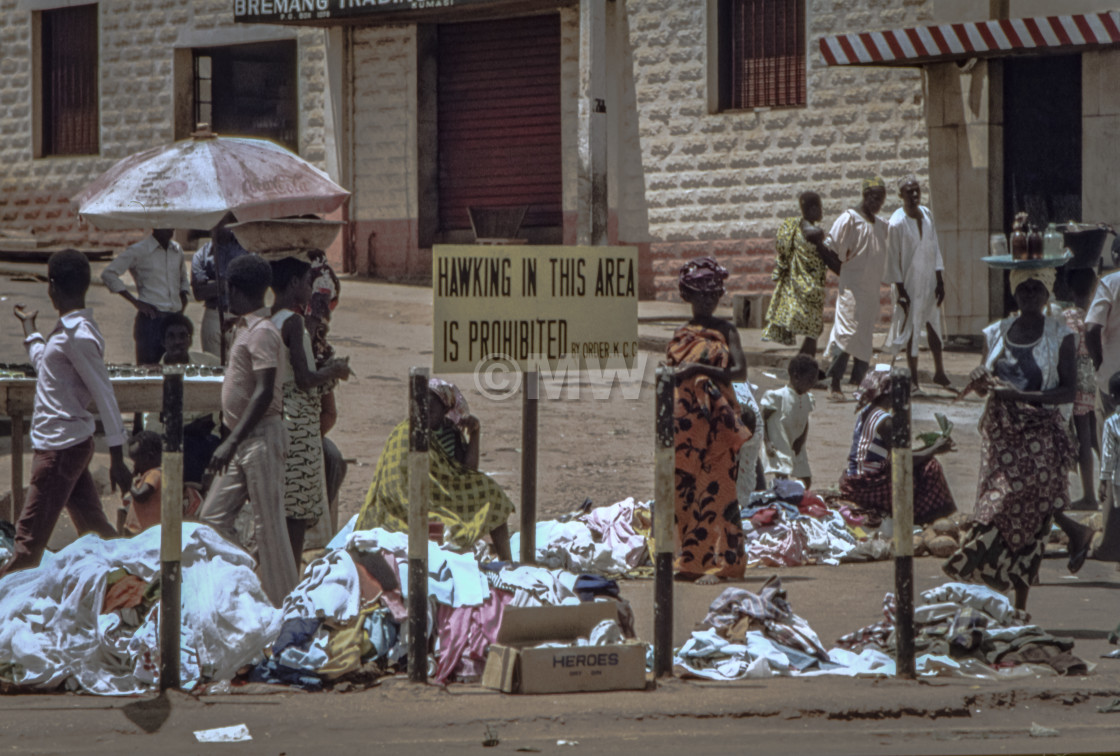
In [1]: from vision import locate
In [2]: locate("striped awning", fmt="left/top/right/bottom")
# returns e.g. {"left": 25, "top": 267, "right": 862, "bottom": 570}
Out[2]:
{"left": 819, "top": 11, "right": 1120, "bottom": 67}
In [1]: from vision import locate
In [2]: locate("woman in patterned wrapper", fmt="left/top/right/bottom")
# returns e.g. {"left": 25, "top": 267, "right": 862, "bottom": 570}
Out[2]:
{"left": 269, "top": 256, "right": 352, "bottom": 564}
{"left": 763, "top": 191, "right": 839, "bottom": 357}
{"left": 666, "top": 257, "right": 751, "bottom": 584}
{"left": 357, "top": 378, "right": 514, "bottom": 561}
{"left": 944, "top": 265, "right": 1095, "bottom": 611}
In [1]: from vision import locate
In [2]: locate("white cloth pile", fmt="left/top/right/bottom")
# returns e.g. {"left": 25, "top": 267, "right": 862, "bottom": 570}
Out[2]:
{"left": 0, "top": 523, "right": 281, "bottom": 695}
{"left": 836, "top": 582, "right": 1088, "bottom": 679}
{"left": 509, "top": 497, "right": 650, "bottom": 575}
{"left": 673, "top": 577, "right": 895, "bottom": 681}
{"left": 743, "top": 507, "right": 889, "bottom": 567}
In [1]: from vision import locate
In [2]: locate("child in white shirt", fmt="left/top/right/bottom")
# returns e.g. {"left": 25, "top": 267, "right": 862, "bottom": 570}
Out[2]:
{"left": 760, "top": 354, "right": 818, "bottom": 489}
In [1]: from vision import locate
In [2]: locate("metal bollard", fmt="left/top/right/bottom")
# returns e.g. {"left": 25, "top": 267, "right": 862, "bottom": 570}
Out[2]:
{"left": 159, "top": 366, "right": 184, "bottom": 692}
{"left": 890, "top": 367, "right": 915, "bottom": 679}
{"left": 520, "top": 371, "right": 538, "bottom": 564}
{"left": 653, "top": 366, "right": 675, "bottom": 678}
{"left": 408, "top": 367, "right": 430, "bottom": 684}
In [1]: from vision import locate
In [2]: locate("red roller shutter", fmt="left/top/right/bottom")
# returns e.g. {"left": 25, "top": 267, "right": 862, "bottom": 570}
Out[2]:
{"left": 438, "top": 14, "right": 562, "bottom": 232}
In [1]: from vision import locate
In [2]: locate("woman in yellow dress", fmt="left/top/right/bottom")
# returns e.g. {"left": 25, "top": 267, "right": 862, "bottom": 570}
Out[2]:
{"left": 357, "top": 378, "right": 514, "bottom": 560}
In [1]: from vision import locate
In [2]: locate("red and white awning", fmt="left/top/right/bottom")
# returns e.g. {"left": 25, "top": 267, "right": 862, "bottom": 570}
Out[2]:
{"left": 819, "top": 11, "right": 1120, "bottom": 67}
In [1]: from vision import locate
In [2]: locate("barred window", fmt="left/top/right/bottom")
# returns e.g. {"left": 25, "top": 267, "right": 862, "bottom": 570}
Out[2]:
{"left": 192, "top": 41, "right": 298, "bottom": 152}
{"left": 38, "top": 4, "right": 99, "bottom": 156}
{"left": 719, "top": 0, "right": 806, "bottom": 110}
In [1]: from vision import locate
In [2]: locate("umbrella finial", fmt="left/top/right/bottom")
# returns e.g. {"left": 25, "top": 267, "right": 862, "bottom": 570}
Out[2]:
{"left": 191, "top": 123, "right": 217, "bottom": 140}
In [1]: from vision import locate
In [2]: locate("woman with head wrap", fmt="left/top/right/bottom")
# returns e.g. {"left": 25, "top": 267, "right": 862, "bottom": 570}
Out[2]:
{"left": 763, "top": 191, "right": 839, "bottom": 355}
{"left": 666, "top": 257, "right": 751, "bottom": 583}
{"left": 357, "top": 377, "right": 514, "bottom": 561}
{"left": 839, "top": 368, "right": 956, "bottom": 524}
{"left": 944, "top": 263, "right": 1094, "bottom": 611}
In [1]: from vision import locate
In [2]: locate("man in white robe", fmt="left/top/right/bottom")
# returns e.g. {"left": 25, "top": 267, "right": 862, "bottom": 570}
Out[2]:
{"left": 822, "top": 178, "right": 889, "bottom": 400}
{"left": 884, "top": 176, "right": 951, "bottom": 391}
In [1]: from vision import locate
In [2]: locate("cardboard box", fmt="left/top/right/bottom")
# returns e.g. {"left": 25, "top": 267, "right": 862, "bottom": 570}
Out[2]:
{"left": 481, "top": 601, "right": 648, "bottom": 694}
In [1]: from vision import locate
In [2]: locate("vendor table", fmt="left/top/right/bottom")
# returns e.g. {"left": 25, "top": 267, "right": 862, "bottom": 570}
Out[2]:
{"left": 0, "top": 370, "right": 224, "bottom": 522}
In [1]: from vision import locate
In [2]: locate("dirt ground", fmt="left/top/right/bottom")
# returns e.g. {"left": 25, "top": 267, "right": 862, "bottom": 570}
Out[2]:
{"left": 0, "top": 265, "right": 1117, "bottom": 756}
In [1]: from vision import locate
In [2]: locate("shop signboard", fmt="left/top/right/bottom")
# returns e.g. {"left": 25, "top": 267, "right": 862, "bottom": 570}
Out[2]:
{"left": 234, "top": 0, "right": 533, "bottom": 25}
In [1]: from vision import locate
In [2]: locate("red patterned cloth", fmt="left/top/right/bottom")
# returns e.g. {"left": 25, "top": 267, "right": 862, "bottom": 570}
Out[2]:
{"left": 839, "top": 456, "right": 956, "bottom": 525}
{"left": 972, "top": 396, "right": 1073, "bottom": 551}
{"left": 667, "top": 324, "right": 750, "bottom": 579}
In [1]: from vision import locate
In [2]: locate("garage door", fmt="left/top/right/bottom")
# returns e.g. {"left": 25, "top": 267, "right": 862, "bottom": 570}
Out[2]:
{"left": 437, "top": 14, "right": 562, "bottom": 232}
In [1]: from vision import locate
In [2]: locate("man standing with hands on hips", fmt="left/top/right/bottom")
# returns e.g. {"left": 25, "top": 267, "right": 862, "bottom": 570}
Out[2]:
{"left": 101, "top": 228, "right": 189, "bottom": 366}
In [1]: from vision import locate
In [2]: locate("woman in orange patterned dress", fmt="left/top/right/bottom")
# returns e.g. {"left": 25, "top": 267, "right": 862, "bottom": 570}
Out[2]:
{"left": 666, "top": 258, "right": 751, "bottom": 583}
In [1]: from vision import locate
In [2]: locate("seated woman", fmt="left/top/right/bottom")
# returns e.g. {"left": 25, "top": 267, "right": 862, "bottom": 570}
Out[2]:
{"left": 357, "top": 378, "right": 514, "bottom": 560}
{"left": 839, "top": 368, "right": 956, "bottom": 525}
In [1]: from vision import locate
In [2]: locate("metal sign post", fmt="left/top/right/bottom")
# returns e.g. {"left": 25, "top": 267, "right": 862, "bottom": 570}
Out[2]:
{"left": 407, "top": 367, "right": 430, "bottom": 684}
{"left": 890, "top": 367, "right": 915, "bottom": 679}
{"left": 159, "top": 366, "right": 184, "bottom": 692}
{"left": 520, "top": 371, "right": 539, "bottom": 564}
{"left": 653, "top": 366, "right": 675, "bottom": 678}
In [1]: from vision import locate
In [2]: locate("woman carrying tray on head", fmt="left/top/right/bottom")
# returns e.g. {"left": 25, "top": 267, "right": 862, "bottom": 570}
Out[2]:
{"left": 944, "top": 259, "right": 1094, "bottom": 611}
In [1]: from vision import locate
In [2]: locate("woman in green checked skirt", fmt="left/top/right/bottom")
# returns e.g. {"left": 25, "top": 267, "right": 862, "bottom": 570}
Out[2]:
{"left": 357, "top": 378, "right": 514, "bottom": 560}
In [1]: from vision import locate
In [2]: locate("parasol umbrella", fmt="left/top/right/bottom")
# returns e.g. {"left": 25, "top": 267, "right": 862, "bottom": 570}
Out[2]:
{"left": 72, "top": 125, "right": 350, "bottom": 362}
{"left": 72, "top": 125, "right": 349, "bottom": 231}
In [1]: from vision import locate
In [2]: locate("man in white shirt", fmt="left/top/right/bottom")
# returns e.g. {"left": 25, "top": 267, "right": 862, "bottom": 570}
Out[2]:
{"left": 822, "top": 178, "right": 889, "bottom": 400}
{"left": 1088, "top": 268, "right": 1120, "bottom": 416}
{"left": 884, "top": 176, "right": 950, "bottom": 392}
{"left": 101, "top": 228, "right": 189, "bottom": 365}
{"left": 1, "top": 251, "right": 132, "bottom": 577}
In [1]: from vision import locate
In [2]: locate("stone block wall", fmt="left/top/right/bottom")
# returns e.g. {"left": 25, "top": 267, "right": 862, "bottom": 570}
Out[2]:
{"left": 617, "top": 0, "right": 935, "bottom": 307}
{"left": 348, "top": 23, "right": 420, "bottom": 279}
{"left": 0, "top": 0, "right": 331, "bottom": 250}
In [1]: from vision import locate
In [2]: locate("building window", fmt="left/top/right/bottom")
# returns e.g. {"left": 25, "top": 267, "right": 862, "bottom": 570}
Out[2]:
{"left": 718, "top": 0, "right": 805, "bottom": 110}
{"left": 192, "top": 41, "right": 298, "bottom": 151}
{"left": 37, "top": 4, "right": 99, "bottom": 156}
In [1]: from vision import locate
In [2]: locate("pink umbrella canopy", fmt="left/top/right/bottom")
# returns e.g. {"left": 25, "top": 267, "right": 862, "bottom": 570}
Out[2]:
{"left": 73, "top": 127, "right": 350, "bottom": 231}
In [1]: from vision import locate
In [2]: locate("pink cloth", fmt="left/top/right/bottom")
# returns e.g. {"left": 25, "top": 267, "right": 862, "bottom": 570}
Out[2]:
{"left": 378, "top": 552, "right": 409, "bottom": 623}
{"left": 433, "top": 589, "right": 513, "bottom": 684}
{"left": 580, "top": 498, "right": 649, "bottom": 570}
{"left": 838, "top": 504, "right": 866, "bottom": 528}
{"left": 221, "top": 309, "right": 283, "bottom": 430}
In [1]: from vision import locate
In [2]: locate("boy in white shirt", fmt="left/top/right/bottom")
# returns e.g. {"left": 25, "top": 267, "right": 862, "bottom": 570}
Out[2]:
{"left": 760, "top": 354, "right": 818, "bottom": 489}
{"left": 1, "top": 251, "right": 131, "bottom": 577}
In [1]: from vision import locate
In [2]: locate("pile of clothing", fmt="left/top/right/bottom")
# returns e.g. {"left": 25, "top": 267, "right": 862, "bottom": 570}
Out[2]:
{"left": 0, "top": 523, "right": 281, "bottom": 695}
{"left": 837, "top": 582, "right": 1089, "bottom": 678}
{"left": 510, "top": 497, "right": 651, "bottom": 576}
{"left": 741, "top": 482, "right": 892, "bottom": 567}
{"left": 246, "top": 522, "right": 632, "bottom": 688}
{"left": 0, "top": 521, "right": 13, "bottom": 572}
{"left": 674, "top": 576, "right": 895, "bottom": 680}
{"left": 0, "top": 514, "right": 630, "bottom": 694}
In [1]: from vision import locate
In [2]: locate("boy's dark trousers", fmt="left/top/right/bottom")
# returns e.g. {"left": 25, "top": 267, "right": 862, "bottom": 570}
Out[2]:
{"left": 0, "top": 437, "right": 116, "bottom": 577}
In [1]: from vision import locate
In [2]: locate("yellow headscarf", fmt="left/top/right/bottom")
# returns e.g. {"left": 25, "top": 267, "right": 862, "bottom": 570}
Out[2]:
{"left": 1008, "top": 267, "right": 1056, "bottom": 295}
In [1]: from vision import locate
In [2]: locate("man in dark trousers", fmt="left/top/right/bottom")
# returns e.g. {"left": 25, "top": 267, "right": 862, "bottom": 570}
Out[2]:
{"left": 101, "top": 228, "right": 190, "bottom": 365}
{"left": 1, "top": 250, "right": 131, "bottom": 577}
